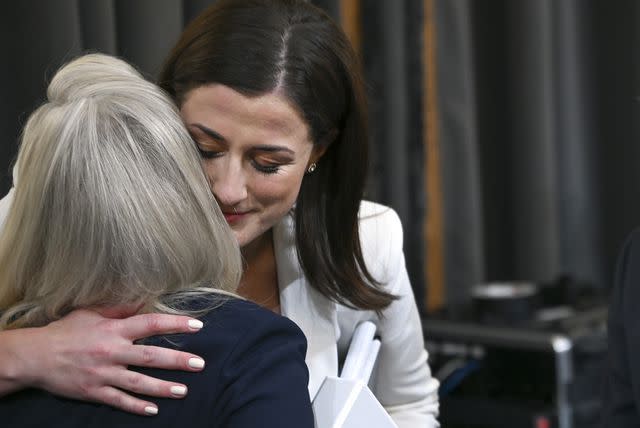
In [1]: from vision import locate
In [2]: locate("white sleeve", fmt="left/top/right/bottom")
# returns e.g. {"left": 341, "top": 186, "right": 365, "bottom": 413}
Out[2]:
{"left": 0, "top": 187, "right": 14, "bottom": 230}
{"left": 361, "top": 204, "right": 440, "bottom": 428}
{"left": 0, "top": 166, "right": 17, "bottom": 229}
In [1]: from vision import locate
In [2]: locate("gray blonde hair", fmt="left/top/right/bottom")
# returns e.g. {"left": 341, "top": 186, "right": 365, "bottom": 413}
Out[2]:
{"left": 0, "top": 53, "right": 242, "bottom": 329}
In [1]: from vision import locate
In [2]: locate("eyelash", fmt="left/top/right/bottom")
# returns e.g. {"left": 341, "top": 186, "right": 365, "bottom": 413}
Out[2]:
{"left": 196, "top": 146, "right": 281, "bottom": 175}
{"left": 252, "top": 161, "right": 280, "bottom": 175}
{"left": 197, "top": 149, "right": 222, "bottom": 159}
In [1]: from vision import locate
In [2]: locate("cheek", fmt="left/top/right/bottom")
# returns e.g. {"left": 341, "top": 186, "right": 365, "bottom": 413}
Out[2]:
{"left": 200, "top": 161, "right": 217, "bottom": 189}
{"left": 252, "top": 171, "right": 305, "bottom": 208}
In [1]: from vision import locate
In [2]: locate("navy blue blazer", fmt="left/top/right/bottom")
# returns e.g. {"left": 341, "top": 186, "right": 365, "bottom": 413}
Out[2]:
{"left": 603, "top": 230, "right": 640, "bottom": 427}
{"left": 0, "top": 298, "right": 314, "bottom": 427}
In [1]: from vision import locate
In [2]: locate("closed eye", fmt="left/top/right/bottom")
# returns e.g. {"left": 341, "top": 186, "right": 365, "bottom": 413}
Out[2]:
{"left": 188, "top": 124, "right": 227, "bottom": 159}
{"left": 252, "top": 160, "right": 281, "bottom": 174}
{"left": 197, "top": 145, "right": 224, "bottom": 159}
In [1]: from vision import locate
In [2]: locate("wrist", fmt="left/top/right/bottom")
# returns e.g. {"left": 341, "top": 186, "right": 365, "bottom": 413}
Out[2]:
{"left": 0, "top": 327, "right": 44, "bottom": 391}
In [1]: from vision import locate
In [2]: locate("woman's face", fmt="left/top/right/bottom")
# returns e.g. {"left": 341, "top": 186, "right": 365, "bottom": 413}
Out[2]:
{"left": 180, "top": 84, "right": 317, "bottom": 250}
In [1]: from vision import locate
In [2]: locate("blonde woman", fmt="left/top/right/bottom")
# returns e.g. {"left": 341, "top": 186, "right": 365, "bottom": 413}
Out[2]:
{"left": 0, "top": 53, "right": 313, "bottom": 427}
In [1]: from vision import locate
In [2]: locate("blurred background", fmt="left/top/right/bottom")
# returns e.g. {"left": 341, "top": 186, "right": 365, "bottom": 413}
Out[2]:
{"left": 0, "top": 1, "right": 637, "bottom": 426}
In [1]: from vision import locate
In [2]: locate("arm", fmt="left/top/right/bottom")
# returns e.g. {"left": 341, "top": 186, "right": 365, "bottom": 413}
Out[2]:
{"left": 0, "top": 307, "right": 207, "bottom": 416}
{"left": 216, "top": 312, "right": 314, "bottom": 427}
{"left": 602, "top": 231, "right": 640, "bottom": 427}
{"left": 0, "top": 327, "right": 39, "bottom": 395}
{"left": 373, "top": 260, "right": 440, "bottom": 428}
{"left": 361, "top": 204, "right": 440, "bottom": 427}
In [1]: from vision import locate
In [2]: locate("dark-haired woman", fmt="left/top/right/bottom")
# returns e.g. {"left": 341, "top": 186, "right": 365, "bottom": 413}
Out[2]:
{"left": 0, "top": 0, "right": 439, "bottom": 426}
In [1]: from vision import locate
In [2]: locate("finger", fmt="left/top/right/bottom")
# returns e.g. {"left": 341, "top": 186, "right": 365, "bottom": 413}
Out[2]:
{"left": 114, "top": 343, "right": 206, "bottom": 372}
{"left": 114, "top": 313, "right": 204, "bottom": 340}
{"left": 95, "top": 385, "right": 159, "bottom": 416}
{"left": 111, "top": 369, "right": 189, "bottom": 399}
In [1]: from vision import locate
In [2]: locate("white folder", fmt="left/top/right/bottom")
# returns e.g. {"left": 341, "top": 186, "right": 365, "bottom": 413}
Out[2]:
{"left": 312, "top": 322, "right": 398, "bottom": 428}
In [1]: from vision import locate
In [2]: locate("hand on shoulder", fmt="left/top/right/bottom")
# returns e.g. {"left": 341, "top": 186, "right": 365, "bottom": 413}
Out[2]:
{"left": 2, "top": 307, "right": 207, "bottom": 416}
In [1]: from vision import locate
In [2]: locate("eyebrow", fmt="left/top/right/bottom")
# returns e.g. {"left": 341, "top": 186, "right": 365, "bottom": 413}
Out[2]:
{"left": 191, "top": 124, "right": 227, "bottom": 142}
{"left": 190, "top": 123, "right": 296, "bottom": 155}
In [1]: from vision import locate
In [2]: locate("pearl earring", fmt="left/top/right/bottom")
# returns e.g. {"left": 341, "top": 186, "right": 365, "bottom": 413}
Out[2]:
{"left": 307, "top": 163, "right": 317, "bottom": 173}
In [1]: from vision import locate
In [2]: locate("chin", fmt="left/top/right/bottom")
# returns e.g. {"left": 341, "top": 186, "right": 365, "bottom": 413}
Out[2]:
{"left": 236, "top": 228, "right": 272, "bottom": 251}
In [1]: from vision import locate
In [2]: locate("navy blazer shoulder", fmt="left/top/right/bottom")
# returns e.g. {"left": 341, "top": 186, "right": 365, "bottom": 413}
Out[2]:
{"left": 0, "top": 298, "right": 314, "bottom": 428}
{"left": 603, "top": 230, "right": 640, "bottom": 427}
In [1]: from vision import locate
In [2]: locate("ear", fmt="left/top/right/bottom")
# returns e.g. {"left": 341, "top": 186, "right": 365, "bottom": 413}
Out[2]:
{"left": 308, "top": 143, "right": 329, "bottom": 166}
{"left": 307, "top": 128, "right": 336, "bottom": 168}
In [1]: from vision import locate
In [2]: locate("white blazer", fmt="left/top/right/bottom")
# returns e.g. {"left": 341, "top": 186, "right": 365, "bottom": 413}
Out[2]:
{"left": 0, "top": 185, "right": 439, "bottom": 427}
{"left": 274, "top": 201, "right": 440, "bottom": 428}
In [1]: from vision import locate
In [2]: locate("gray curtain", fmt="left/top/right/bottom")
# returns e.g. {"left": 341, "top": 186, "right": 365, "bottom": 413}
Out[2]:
{"left": 435, "top": 0, "right": 637, "bottom": 305}
{"left": 361, "top": 0, "right": 428, "bottom": 309}
{"left": 1, "top": 0, "right": 634, "bottom": 314}
{"left": 433, "top": 0, "right": 484, "bottom": 307}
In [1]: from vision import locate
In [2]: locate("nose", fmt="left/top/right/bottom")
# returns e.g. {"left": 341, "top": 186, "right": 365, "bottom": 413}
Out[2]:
{"left": 207, "top": 159, "right": 248, "bottom": 207}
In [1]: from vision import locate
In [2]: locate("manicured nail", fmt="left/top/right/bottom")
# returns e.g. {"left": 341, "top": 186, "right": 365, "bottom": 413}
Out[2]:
{"left": 145, "top": 406, "right": 158, "bottom": 415}
{"left": 188, "top": 357, "right": 205, "bottom": 369}
{"left": 188, "top": 319, "right": 203, "bottom": 330}
{"left": 170, "top": 385, "right": 187, "bottom": 396}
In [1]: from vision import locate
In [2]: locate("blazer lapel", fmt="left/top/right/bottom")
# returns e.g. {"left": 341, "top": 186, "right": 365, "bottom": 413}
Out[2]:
{"left": 273, "top": 213, "right": 339, "bottom": 400}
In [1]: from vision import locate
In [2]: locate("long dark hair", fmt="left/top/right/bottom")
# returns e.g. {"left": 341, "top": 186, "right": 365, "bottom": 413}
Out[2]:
{"left": 159, "top": 0, "right": 395, "bottom": 311}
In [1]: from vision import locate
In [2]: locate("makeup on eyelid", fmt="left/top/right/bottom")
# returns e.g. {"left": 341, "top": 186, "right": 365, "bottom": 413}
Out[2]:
{"left": 193, "top": 140, "right": 295, "bottom": 175}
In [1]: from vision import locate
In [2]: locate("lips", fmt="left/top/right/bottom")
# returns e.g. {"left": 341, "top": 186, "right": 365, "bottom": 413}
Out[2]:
{"left": 222, "top": 211, "right": 247, "bottom": 224}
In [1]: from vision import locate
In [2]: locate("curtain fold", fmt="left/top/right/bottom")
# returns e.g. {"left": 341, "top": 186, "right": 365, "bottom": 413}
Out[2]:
{"left": 506, "top": 0, "right": 561, "bottom": 282}
{"left": 361, "top": 0, "right": 428, "bottom": 309}
{"left": 434, "top": 0, "right": 484, "bottom": 307}
{"left": 78, "top": 1, "right": 117, "bottom": 54}
{"left": 552, "top": 0, "right": 603, "bottom": 288}
{"left": 114, "top": 0, "right": 184, "bottom": 77}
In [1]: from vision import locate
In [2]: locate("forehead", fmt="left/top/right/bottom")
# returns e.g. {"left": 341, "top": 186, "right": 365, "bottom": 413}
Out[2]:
{"left": 180, "top": 84, "right": 310, "bottom": 143}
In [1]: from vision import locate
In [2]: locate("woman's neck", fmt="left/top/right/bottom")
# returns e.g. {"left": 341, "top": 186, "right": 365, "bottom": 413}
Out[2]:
{"left": 241, "top": 229, "right": 272, "bottom": 265}
{"left": 238, "top": 230, "right": 280, "bottom": 313}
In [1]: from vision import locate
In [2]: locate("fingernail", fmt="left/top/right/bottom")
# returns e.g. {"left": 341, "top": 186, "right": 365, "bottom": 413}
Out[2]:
{"left": 170, "top": 385, "right": 187, "bottom": 396}
{"left": 188, "top": 319, "right": 203, "bottom": 330}
{"left": 145, "top": 406, "right": 158, "bottom": 415}
{"left": 188, "top": 357, "right": 205, "bottom": 369}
